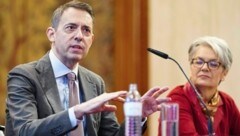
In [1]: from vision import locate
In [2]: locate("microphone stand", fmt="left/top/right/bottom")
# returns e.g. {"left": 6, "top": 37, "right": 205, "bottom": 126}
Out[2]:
{"left": 147, "top": 48, "right": 215, "bottom": 136}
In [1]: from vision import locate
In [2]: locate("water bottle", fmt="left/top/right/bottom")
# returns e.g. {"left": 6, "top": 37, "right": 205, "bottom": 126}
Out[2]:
{"left": 124, "top": 83, "right": 142, "bottom": 136}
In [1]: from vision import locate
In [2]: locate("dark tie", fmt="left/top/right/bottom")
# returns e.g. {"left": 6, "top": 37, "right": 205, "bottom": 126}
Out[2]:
{"left": 67, "top": 72, "right": 84, "bottom": 136}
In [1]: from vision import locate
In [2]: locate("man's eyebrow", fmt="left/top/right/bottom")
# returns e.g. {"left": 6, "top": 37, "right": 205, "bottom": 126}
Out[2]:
{"left": 65, "top": 23, "right": 78, "bottom": 26}
{"left": 82, "top": 25, "right": 91, "bottom": 29}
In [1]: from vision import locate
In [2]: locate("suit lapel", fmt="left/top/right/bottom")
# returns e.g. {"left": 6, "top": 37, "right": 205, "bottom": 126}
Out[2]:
{"left": 35, "top": 53, "right": 64, "bottom": 113}
{"left": 78, "top": 66, "right": 99, "bottom": 136}
{"left": 78, "top": 66, "right": 98, "bottom": 102}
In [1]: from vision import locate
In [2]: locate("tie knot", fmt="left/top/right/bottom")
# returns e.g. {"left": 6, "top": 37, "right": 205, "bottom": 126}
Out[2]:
{"left": 67, "top": 72, "right": 76, "bottom": 81}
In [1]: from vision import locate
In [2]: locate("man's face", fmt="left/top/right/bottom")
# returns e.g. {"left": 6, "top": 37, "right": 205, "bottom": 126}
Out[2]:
{"left": 47, "top": 7, "right": 94, "bottom": 68}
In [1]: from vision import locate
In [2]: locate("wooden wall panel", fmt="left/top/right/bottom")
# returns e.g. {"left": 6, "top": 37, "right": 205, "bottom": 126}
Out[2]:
{"left": 113, "top": 0, "right": 149, "bottom": 131}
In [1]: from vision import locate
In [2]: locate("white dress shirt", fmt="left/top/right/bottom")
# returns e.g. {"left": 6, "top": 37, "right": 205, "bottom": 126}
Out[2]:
{"left": 49, "top": 50, "right": 80, "bottom": 127}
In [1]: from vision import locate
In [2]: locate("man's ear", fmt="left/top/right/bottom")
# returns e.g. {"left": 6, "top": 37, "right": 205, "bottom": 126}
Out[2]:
{"left": 46, "top": 27, "right": 55, "bottom": 42}
{"left": 92, "top": 34, "right": 94, "bottom": 42}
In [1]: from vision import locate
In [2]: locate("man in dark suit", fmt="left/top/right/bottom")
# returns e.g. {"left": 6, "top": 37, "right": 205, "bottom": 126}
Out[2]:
{"left": 5, "top": 1, "right": 170, "bottom": 136}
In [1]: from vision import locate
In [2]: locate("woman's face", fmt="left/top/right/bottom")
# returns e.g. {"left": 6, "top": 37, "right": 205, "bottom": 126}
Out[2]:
{"left": 189, "top": 45, "right": 228, "bottom": 90}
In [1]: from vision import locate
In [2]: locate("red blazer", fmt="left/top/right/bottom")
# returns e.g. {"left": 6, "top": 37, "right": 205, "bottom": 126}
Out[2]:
{"left": 158, "top": 83, "right": 240, "bottom": 136}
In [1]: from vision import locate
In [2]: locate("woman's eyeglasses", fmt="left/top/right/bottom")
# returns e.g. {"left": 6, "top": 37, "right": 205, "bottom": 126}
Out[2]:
{"left": 191, "top": 58, "right": 221, "bottom": 70}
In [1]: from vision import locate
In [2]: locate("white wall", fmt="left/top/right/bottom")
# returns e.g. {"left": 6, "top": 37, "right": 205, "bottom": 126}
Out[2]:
{"left": 148, "top": 0, "right": 240, "bottom": 135}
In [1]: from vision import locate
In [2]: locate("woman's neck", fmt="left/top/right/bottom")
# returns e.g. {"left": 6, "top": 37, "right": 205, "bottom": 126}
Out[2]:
{"left": 197, "top": 86, "right": 217, "bottom": 102}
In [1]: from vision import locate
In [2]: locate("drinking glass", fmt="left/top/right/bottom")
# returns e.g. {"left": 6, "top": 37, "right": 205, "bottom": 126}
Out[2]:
{"left": 160, "top": 102, "right": 179, "bottom": 136}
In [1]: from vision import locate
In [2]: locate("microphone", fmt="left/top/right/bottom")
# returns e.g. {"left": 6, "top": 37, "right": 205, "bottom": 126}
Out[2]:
{"left": 147, "top": 48, "right": 215, "bottom": 136}
{"left": 147, "top": 48, "right": 169, "bottom": 59}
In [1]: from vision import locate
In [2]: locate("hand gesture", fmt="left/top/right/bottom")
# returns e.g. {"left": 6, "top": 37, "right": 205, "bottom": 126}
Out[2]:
{"left": 74, "top": 91, "right": 127, "bottom": 119}
{"left": 141, "top": 86, "right": 171, "bottom": 117}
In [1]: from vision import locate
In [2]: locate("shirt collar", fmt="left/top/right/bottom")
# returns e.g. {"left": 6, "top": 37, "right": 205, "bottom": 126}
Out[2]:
{"left": 49, "top": 49, "right": 78, "bottom": 78}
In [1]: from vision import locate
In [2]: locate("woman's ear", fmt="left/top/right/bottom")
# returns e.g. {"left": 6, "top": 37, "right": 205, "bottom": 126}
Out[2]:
{"left": 46, "top": 27, "right": 55, "bottom": 42}
{"left": 221, "top": 70, "right": 228, "bottom": 82}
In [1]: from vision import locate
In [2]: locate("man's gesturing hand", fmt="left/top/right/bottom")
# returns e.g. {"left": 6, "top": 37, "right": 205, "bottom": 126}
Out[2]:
{"left": 74, "top": 91, "right": 127, "bottom": 119}
{"left": 141, "top": 86, "right": 171, "bottom": 117}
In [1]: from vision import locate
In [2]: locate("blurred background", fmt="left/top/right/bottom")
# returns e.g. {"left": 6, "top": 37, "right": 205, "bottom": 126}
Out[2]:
{"left": 0, "top": 0, "right": 239, "bottom": 135}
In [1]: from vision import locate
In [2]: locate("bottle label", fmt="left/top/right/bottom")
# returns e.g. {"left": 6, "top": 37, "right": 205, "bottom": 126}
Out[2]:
{"left": 124, "top": 102, "right": 142, "bottom": 116}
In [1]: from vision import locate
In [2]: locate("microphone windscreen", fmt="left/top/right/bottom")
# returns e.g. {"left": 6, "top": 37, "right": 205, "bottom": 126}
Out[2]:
{"left": 147, "top": 48, "right": 169, "bottom": 59}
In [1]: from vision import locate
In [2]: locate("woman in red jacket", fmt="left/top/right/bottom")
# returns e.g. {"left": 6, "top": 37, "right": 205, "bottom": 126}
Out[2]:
{"left": 158, "top": 36, "right": 240, "bottom": 136}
